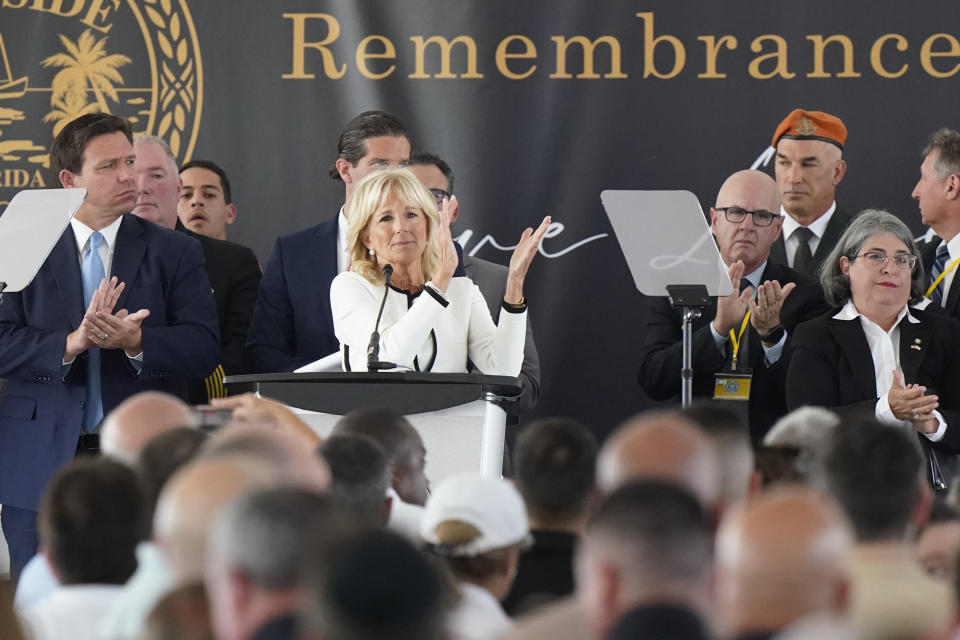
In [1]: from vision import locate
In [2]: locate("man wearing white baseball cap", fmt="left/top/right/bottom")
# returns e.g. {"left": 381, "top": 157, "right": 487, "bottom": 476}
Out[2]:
{"left": 420, "top": 472, "right": 532, "bottom": 640}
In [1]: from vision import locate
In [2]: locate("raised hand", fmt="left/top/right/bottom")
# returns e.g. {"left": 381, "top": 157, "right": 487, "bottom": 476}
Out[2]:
{"left": 432, "top": 195, "right": 460, "bottom": 292}
{"left": 748, "top": 279, "right": 796, "bottom": 337}
{"left": 713, "top": 261, "right": 752, "bottom": 335}
{"left": 211, "top": 392, "right": 320, "bottom": 446}
{"left": 505, "top": 216, "right": 551, "bottom": 304}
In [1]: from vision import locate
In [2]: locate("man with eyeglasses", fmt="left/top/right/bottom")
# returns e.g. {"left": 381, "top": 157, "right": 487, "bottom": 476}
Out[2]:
{"left": 408, "top": 151, "right": 541, "bottom": 417}
{"left": 247, "top": 111, "right": 413, "bottom": 372}
{"left": 639, "top": 170, "right": 830, "bottom": 440}
{"left": 768, "top": 109, "right": 854, "bottom": 278}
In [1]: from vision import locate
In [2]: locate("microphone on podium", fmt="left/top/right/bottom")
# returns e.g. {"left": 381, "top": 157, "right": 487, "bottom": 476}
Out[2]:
{"left": 367, "top": 264, "right": 398, "bottom": 371}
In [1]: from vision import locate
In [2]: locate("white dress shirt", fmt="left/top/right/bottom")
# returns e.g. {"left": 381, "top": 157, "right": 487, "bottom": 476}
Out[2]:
{"left": 780, "top": 201, "right": 836, "bottom": 267}
{"left": 97, "top": 541, "right": 174, "bottom": 640}
{"left": 19, "top": 584, "right": 123, "bottom": 640}
{"left": 70, "top": 216, "right": 121, "bottom": 275}
{"left": 336, "top": 207, "right": 350, "bottom": 274}
{"left": 934, "top": 233, "right": 960, "bottom": 303}
{"left": 833, "top": 301, "right": 946, "bottom": 441}
{"left": 64, "top": 216, "right": 143, "bottom": 366}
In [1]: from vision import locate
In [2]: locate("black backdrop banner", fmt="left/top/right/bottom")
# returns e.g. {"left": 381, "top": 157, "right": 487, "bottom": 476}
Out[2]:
{"left": 2, "top": 1, "right": 959, "bottom": 437}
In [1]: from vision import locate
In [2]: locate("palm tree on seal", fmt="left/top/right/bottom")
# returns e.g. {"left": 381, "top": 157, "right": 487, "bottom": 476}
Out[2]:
{"left": 42, "top": 29, "right": 131, "bottom": 116}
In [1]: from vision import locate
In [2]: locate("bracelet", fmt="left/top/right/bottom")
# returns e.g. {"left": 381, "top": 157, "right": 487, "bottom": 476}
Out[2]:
{"left": 423, "top": 282, "right": 450, "bottom": 304}
{"left": 502, "top": 297, "right": 527, "bottom": 312}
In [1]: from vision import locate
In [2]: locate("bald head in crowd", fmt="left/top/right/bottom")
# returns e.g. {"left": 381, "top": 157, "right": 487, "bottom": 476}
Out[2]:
{"left": 152, "top": 456, "right": 277, "bottom": 584}
{"left": 715, "top": 485, "right": 852, "bottom": 637}
{"left": 202, "top": 422, "right": 331, "bottom": 491}
{"left": 596, "top": 411, "right": 720, "bottom": 508}
{"left": 100, "top": 391, "right": 198, "bottom": 465}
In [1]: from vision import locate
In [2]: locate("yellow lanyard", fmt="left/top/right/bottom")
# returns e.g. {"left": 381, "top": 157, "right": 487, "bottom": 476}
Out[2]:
{"left": 925, "top": 254, "right": 960, "bottom": 298}
{"left": 727, "top": 310, "right": 751, "bottom": 370}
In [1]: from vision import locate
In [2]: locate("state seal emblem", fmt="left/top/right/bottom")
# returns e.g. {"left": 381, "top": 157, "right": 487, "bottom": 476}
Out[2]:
{"left": 0, "top": 0, "right": 203, "bottom": 209}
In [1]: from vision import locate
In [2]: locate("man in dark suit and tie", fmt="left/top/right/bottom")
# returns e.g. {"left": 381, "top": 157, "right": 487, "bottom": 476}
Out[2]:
{"left": 767, "top": 108, "right": 855, "bottom": 277}
{"left": 639, "top": 170, "right": 830, "bottom": 440}
{"left": 0, "top": 113, "right": 220, "bottom": 579}
{"left": 913, "top": 128, "right": 960, "bottom": 318}
{"left": 131, "top": 135, "right": 262, "bottom": 399}
{"left": 247, "top": 111, "right": 412, "bottom": 373}
{"left": 408, "top": 151, "right": 541, "bottom": 416}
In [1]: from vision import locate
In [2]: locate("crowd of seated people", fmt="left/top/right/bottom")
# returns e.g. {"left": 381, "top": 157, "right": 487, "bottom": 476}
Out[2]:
{"left": 0, "top": 392, "right": 957, "bottom": 640}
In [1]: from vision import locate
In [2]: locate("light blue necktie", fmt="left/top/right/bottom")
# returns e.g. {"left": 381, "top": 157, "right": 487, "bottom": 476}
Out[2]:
{"left": 81, "top": 232, "right": 105, "bottom": 432}
{"left": 929, "top": 245, "right": 950, "bottom": 308}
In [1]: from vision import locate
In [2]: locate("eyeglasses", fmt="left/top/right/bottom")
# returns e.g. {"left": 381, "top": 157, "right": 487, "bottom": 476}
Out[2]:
{"left": 715, "top": 206, "right": 781, "bottom": 227}
{"left": 429, "top": 188, "right": 450, "bottom": 205}
{"left": 855, "top": 252, "right": 918, "bottom": 269}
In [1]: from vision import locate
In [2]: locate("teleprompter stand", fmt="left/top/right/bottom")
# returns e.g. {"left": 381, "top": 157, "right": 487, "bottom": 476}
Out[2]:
{"left": 666, "top": 285, "right": 712, "bottom": 407}
{"left": 602, "top": 190, "right": 733, "bottom": 407}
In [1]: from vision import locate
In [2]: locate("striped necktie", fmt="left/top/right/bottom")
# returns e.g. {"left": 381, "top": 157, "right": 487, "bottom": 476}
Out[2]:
{"left": 929, "top": 245, "right": 950, "bottom": 307}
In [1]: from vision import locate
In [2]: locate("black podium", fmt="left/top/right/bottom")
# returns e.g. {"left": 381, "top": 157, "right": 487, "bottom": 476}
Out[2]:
{"left": 224, "top": 372, "right": 522, "bottom": 477}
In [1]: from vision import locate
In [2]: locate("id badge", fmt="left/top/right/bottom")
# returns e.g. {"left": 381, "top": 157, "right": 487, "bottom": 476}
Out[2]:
{"left": 713, "top": 370, "right": 752, "bottom": 401}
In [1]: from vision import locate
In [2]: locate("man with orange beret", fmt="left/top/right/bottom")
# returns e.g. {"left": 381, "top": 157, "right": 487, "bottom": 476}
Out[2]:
{"left": 768, "top": 109, "right": 853, "bottom": 278}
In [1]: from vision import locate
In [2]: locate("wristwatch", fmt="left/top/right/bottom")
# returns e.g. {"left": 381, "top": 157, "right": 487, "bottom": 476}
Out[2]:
{"left": 759, "top": 325, "right": 785, "bottom": 345}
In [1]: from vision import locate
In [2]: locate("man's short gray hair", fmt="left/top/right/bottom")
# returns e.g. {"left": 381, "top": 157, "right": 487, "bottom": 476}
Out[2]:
{"left": 209, "top": 486, "right": 342, "bottom": 589}
{"left": 818, "top": 209, "right": 925, "bottom": 307}
{"left": 133, "top": 134, "right": 177, "bottom": 170}
{"left": 923, "top": 127, "right": 960, "bottom": 180}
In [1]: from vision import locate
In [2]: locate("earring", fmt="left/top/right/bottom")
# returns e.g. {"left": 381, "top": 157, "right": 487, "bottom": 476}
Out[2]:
{"left": 369, "top": 248, "right": 375, "bottom": 258}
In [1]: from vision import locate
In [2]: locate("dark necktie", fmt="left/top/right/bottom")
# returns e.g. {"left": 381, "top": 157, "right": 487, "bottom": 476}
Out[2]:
{"left": 792, "top": 227, "right": 815, "bottom": 275}
{"left": 929, "top": 245, "right": 950, "bottom": 307}
{"left": 739, "top": 277, "right": 753, "bottom": 295}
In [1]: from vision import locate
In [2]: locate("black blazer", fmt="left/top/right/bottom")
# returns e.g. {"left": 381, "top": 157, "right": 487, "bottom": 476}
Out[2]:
{"left": 176, "top": 222, "right": 262, "bottom": 376}
{"left": 639, "top": 261, "right": 830, "bottom": 440}
{"left": 769, "top": 206, "right": 855, "bottom": 277}
{"left": 919, "top": 236, "right": 960, "bottom": 317}
{"left": 786, "top": 307, "right": 960, "bottom": 454}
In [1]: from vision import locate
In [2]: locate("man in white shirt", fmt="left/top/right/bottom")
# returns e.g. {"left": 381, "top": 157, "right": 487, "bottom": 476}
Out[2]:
{"left": 913, "top": 128, "right": 960, "bottom": 318}
{"left": 17, "top": 458, "right": 147, "bottom": 640}
{"left": 768, "top": 108, "right": 854, "bottom": 277}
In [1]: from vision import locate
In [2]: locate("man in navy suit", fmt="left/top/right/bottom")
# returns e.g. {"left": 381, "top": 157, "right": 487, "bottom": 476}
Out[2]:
{"left": 0, "top": 113, "right": 219, "bottom": 579}
{"left": 247, "top": 111, "right": 411, "bottom": 372}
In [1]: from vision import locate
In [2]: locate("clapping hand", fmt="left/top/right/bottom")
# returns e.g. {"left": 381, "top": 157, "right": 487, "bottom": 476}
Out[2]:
{"left": 432, "top": 195, "right": 460, "bottom": 292}
{"left": 713, "top": 261, "right": 752, "bottom": 335}
{"left": 505, "top": 216, "right": 551, "bottom": 304}
{"left": 888, "top": 371, "right": 939, "bottom": 433}
{"left": 748, "top": 279, "right": 796, "bottom": 338}
{"left": 82, "top": 276, "right": 150, "bottom": 357}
